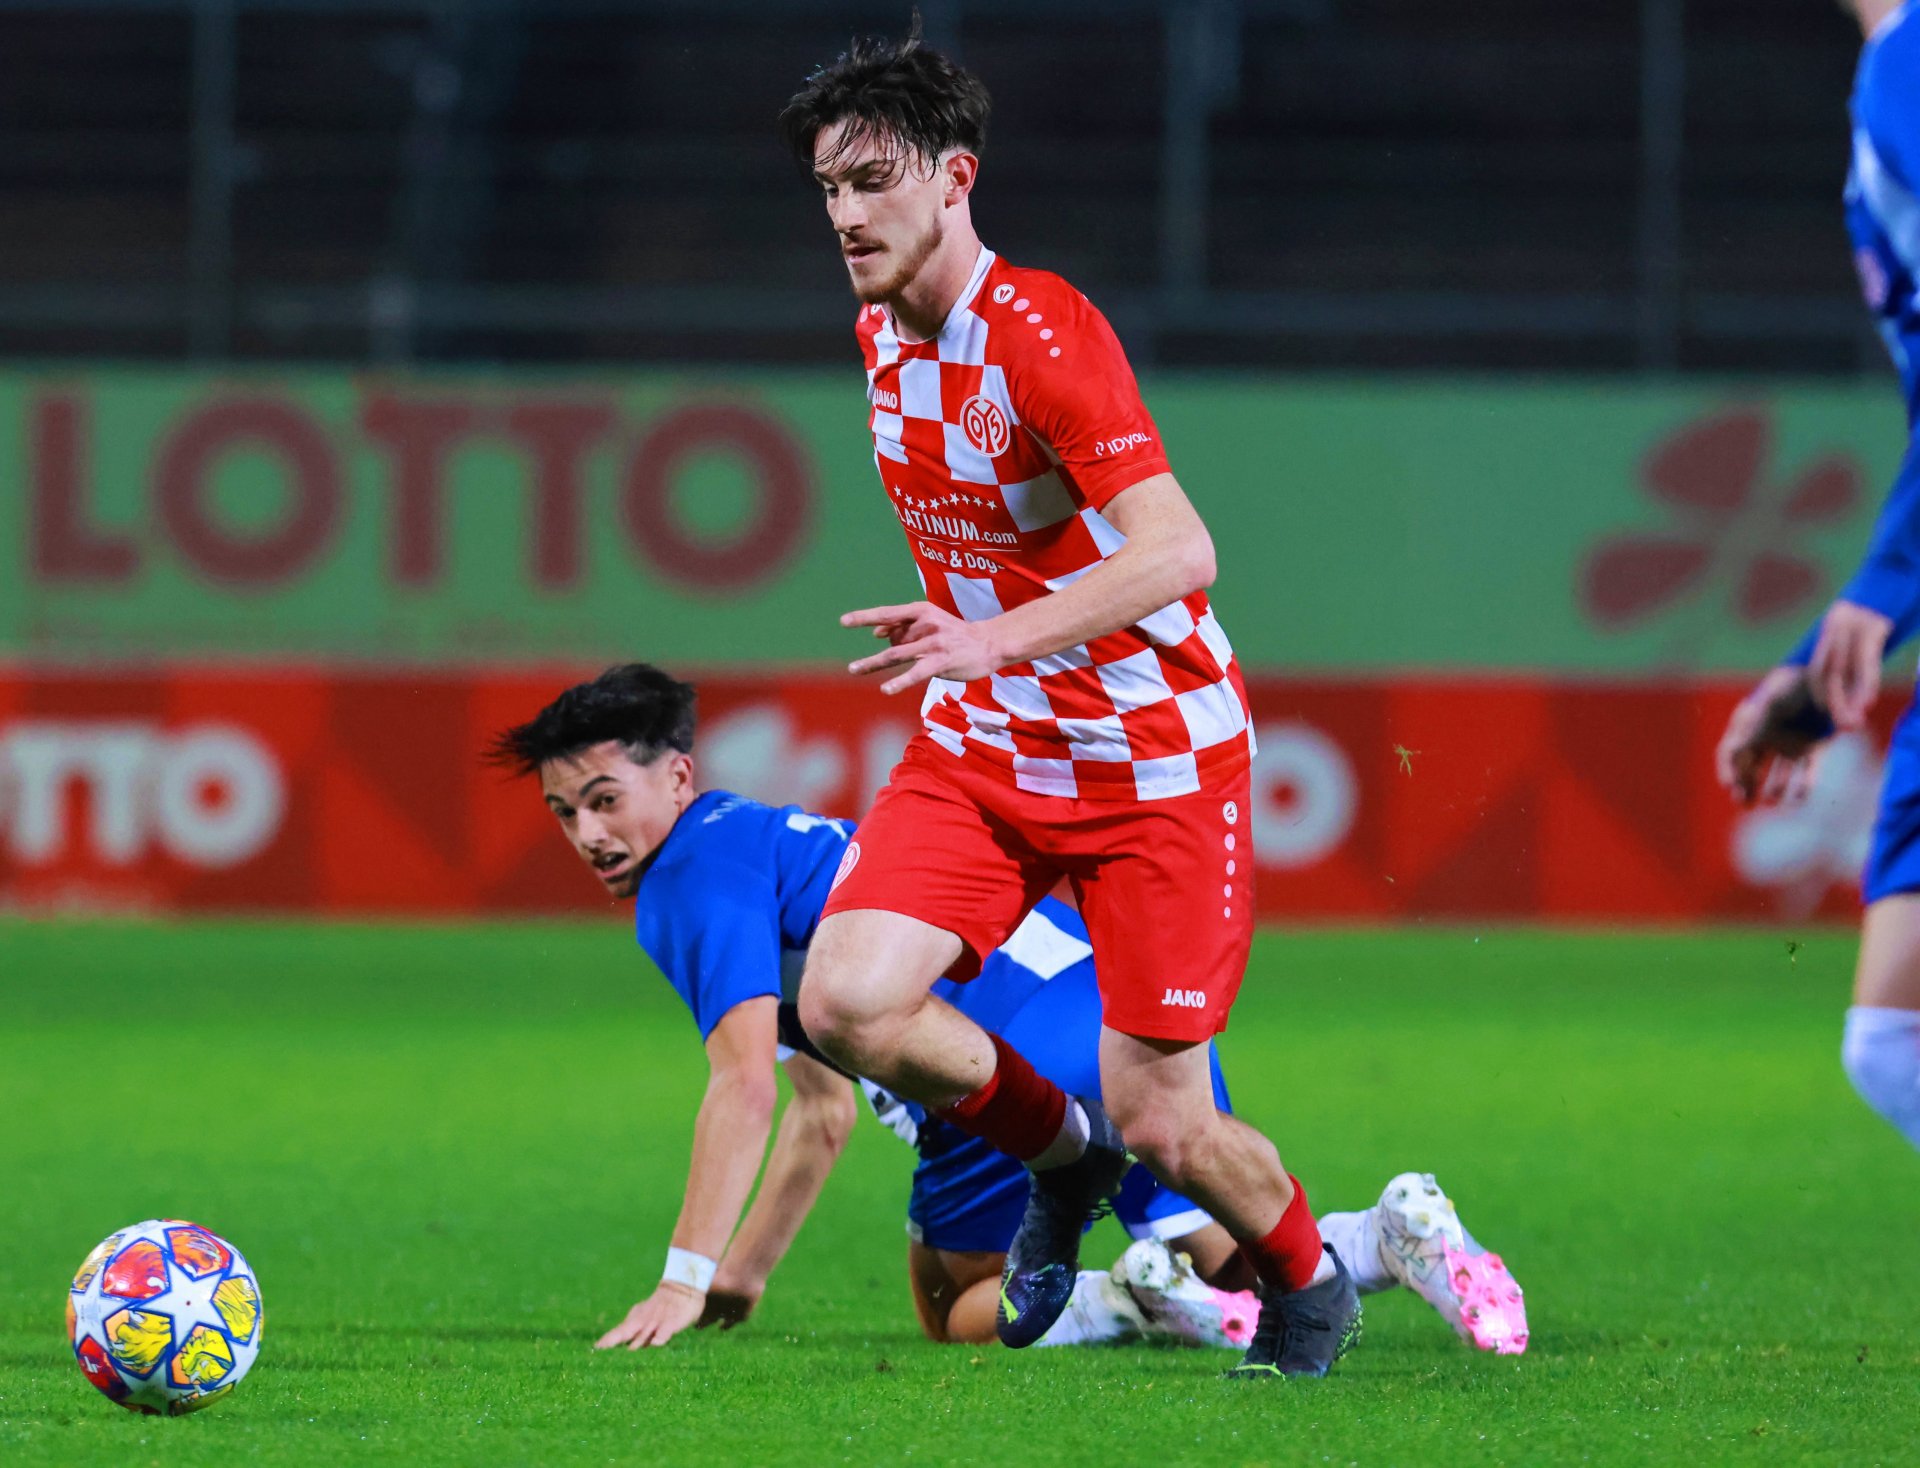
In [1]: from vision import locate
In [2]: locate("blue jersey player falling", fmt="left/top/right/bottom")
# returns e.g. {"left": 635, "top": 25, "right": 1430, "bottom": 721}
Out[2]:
{"left": 491, "top": 664, "right": 1529, "bottom": 1352}
{"left": 1717, "top": 0, "right": 1920, "bottom": 1153}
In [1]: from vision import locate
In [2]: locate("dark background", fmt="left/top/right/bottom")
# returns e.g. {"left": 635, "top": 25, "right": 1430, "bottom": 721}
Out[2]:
{"left": 0, "top": 0, "right": 1875, "bottom": 372}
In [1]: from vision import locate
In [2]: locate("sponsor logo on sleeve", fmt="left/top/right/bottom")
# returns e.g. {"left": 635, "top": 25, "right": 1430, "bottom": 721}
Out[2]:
{"left": 1094, "top": 432, "right": 1155, "bottom": 458}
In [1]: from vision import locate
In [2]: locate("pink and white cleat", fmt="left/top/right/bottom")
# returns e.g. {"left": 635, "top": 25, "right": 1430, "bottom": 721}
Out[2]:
{"left": 1374, "top": 1172, "right": 1529, "bottom": 1355}
{"left": 1113, "top": 1238, "right": 1260, "bottom": 1349}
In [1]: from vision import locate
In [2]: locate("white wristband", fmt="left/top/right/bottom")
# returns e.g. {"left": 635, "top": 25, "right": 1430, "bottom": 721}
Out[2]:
{"left": 662, "top": 1247, "right": 717, "bottom": 1293}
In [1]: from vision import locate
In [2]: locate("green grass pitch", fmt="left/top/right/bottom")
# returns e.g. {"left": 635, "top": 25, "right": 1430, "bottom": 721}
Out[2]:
{"left": 1, "top": 919, "right": 1915, "bottom": 1466}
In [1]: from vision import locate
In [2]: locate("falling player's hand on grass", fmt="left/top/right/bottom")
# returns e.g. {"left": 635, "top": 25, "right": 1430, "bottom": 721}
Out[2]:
{"left": 697, "top": 1271, "right": 762, "bottom": 1330}
{"left": 593, "top": 1282, "right": 706, "bottom": 1350}
{"left": 843, "top": 601, "right": 1001, "bottom": 695}
{"left": 1807, "top": 599, "right": 1894, "bottom": 731}
{"left": 1714, "top": 664, "right": 1833, "bottom": 807}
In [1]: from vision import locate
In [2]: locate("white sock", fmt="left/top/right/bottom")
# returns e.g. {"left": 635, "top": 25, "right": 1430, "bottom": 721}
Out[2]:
{"left": 1315, "top": 1209, "right": 1394, "bottom": 1294}
{"left": 1033, "top": 1270, "right": 1145, "bottom": 1347}
{"left": 1843, "top": 1006, "right": 1920, "bottom": 1150}
{"left": 1028, "top": 1098, "right": 1091, "bottom": 1171}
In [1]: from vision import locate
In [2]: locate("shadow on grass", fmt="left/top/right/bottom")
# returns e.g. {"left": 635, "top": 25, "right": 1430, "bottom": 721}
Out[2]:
{"left": 304, "top": 1323, "right": 567, "bottom": 1344}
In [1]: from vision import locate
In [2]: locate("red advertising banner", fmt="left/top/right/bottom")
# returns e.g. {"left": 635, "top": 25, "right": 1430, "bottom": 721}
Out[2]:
{"left": 0, "top": 667, "right": 1896, "bottom": 922}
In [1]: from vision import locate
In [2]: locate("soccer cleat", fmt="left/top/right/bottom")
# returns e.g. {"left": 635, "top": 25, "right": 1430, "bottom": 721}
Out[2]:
{"left": 1225, "top": 1244, "right": 1362, "bottom": 1380}
{"left": 1041, "top": 1271, "right": 1152, "bottom": 1346}
{"left": 1113, "top": 1238, "right": 1259, "bottom": 1348}
{"left": 1374, "top": 1171, "right": 1528, "bottom": 1355}
{"left": 995, "top": 1097, "right": 1130, "bottom": 1349}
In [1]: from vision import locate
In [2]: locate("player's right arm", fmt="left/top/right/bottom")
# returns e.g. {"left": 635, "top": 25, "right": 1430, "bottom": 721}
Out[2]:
{"left": 1714, "top": 665, "right": 1834, "bottom": 807}
{"left": 1718, "top": 430, "right": 1920, "bottom": 808}
{"left": 1784, "top": 454, "right": 1920, "bottom": 734}
{"left": 594, "top": 995, "right": 780, "bottom": 1350}
{"left": 1717, "top": 454, "right": 1920, "bottom": 803}
{"left": 1719, "top": 26, "right": 1920, "bottom": 798}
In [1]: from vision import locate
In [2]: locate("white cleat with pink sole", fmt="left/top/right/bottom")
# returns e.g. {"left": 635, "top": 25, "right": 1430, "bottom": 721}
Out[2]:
{"left": 1374, "top": 1171, "right": 1529, "bottom": 1355}
{"left": 1112, "top": 1238, "right": 1260, "bottom": 1349}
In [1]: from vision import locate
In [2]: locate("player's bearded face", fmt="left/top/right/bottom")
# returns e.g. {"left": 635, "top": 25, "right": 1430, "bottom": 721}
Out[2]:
{"left": 814, "top": 122, "right": 946, "bottom": 304}
{"left": 539, "top": 741, "right": 693, "bottom": 901}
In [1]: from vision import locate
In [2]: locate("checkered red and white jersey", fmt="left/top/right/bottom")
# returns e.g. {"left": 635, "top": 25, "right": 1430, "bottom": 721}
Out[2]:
{"left": 857, "top": 248, "right": 1254, "bottom": 802}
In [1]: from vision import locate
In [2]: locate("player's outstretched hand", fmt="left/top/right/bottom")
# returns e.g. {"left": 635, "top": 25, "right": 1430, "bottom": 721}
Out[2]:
{"left": 1807, "top": 599, "right": 1894, "bottom": 731}
{"left": 842, "top": 601, "right": 1002, "bottom": 696}
{"left": 593, "top": 1283, "right": 706, "bottom": 1350}
{"left": 1714, "top": 665, "right": 1833, "bottom": 807}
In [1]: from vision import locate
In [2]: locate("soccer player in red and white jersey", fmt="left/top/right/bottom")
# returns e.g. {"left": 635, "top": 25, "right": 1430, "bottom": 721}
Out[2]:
{"left": 776, "top": 35, "right": 1361, "bottom": 1378}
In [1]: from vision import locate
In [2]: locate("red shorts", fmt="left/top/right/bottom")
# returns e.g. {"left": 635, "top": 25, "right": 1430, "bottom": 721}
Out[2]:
{"left": 822, "top": 736, "right": 1254, "bottom": 1042}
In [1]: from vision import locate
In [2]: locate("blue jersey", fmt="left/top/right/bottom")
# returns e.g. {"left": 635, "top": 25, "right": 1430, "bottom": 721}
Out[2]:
{"left": 1849, "top": 3, "right": 1920, "bottom": 423}
{"left": 633, "top": 782, "right": 852, "bottom": 1051}
{"left": 633, "top": 788, "right": 1099, "bottom": 1057}
{"left": 1790, "top": 4, "right": 1920, "bottom": 662}
{"left": 632, "top": 790, "right": 851, "bottom": 1045}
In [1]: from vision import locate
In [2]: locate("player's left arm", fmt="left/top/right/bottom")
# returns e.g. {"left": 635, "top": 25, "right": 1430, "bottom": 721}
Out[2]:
{"left": 845, "top": 473, "right": 1213, "bottom": 692}
{"left": 699, "top": 1050, "right": 860, "bottom": 1330}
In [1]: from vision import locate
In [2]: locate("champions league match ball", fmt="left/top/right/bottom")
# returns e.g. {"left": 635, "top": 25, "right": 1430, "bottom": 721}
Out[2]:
{"left": 66, "top": 1220, "right": 264, "bottom": 1415}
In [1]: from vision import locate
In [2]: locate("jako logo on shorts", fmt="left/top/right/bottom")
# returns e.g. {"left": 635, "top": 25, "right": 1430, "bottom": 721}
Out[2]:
{"left": 1161, "top": 988, "right": 1207, "bottom": 1008}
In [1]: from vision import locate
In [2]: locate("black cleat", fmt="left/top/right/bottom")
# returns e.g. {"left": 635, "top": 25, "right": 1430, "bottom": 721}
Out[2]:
{"left": 995, "top": 1098, "right": 1130, "bottom": 1348}
{"left": 1226, "top": 1244, "right": 1362, "bottom": 1380}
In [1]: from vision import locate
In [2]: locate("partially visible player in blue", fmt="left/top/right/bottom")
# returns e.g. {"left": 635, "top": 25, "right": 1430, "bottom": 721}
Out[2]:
{"left": 491, "top": 664, "right": 1528, "bottom": 1352}
{"left": 1717, "top": 0, "right": 1920, "bottom": 1153}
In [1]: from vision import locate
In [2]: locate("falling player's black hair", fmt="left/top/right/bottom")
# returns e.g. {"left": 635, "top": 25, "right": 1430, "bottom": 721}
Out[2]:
{"left": 487, "top": 663, "right": 697, "bottom": 775}
{"left": 777, "top": 22, "right": 991, "bottom": 175}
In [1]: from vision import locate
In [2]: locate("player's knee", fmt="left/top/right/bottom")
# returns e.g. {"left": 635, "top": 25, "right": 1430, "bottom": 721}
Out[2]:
{"left": 810, "top": 1084, "right": 861, "bottom": 1154}
{"left": 797, "top": 965, "right": 898, "bottom": 1071}
{"left": 1118, "top": 1114, "right": 1203, "bottom": 1191}
{"left": 1104, "top": 1088, "right": 1215, "bottom": 1189}
{"left": 795, "top": 973, "right": 865, "bottom": 1065}
{"left": 1842, "top": 1006, "right": 1920, "bottom": 1137}
{"left": 908, "top": 1282, "right": 951, "bottom": 1343}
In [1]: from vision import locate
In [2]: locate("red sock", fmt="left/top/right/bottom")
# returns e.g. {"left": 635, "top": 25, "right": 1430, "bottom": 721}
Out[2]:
{"left": 1237, "top": 1175, "right": 1324, "bottom": 1295}
{"left": 935, "top": 1034, "right": 1069, "bottom": 1163}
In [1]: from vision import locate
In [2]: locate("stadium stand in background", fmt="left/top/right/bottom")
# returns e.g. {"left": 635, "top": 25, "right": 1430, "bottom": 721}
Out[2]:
{"left": 0, "top": 0, "right": 1877, "bottom": 371}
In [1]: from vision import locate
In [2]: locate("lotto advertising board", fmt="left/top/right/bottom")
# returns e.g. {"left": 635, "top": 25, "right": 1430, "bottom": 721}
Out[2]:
{"left": 1, "top": 372, "right": 1908, "bottom": 673}
{"left": 1, "top": 371, "right": 1909, "bottom": 921}
{"left": 0, "top": 668, "right": 1894, "bottom": 923}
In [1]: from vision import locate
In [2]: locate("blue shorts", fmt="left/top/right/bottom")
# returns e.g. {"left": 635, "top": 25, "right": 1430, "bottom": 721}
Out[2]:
{"left": 907, "top": 1134, "right": 1218, "bottom": 1254}
{"left": 1865, "top": 704, "right": 1920, "bottom": 903}
{"left": 906, "top": 946, "right": 1232, "bottom": 1253}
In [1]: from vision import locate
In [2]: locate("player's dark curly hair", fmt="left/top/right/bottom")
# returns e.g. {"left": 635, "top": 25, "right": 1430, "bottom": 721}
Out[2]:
{"left": 487, "top": 664, "right": 697, "bottom": 775}
{"left": 777, "top": 22, "right": 990, "bottom": 175}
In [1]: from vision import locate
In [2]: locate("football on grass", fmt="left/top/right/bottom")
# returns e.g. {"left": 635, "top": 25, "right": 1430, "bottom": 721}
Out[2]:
{"left": 67, "top": 1219, "right": 263, "bottom": 1415}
